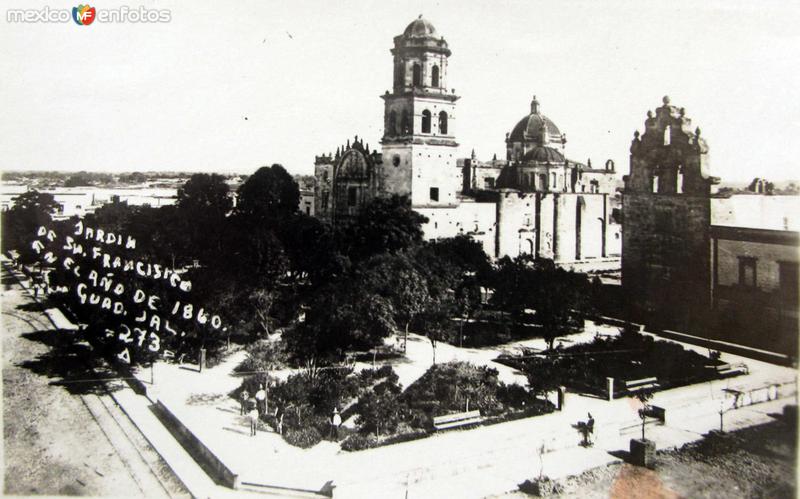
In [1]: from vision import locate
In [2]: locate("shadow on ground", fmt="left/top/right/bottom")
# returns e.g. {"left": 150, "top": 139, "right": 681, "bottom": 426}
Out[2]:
{"left": 16, "top": 330, "right": 123, "bottom": 395}
{"left": 16, "top": 301, "right": 50, "bottom": 313}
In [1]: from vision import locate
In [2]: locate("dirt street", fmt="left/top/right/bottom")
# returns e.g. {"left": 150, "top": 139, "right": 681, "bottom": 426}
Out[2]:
{"left": 2, "top": 267, "right": 183, "bottom": 497}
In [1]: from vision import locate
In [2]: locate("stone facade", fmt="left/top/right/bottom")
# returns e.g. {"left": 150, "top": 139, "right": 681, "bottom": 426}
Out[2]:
{"left": 622, "top": 97, "right": 717, "bottom": 330}
{"left": 314, "top": 17, "right": 620, "bottom": 271}
{"left": 621, "top": 98, "right": 799, "bottom": 356}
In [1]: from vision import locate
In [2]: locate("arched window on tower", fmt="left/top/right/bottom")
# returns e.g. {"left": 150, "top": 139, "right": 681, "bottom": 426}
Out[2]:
{"left": 438, "top": 111, "right": 448, "bottom": 134}
{"left": 388, "top": 111, "right": 397, "bottom": 136}
{"left": 421, "top": 110, "right": 431, "bottom": 133}
{"left": 401, "top": 110, "right": 410, "bottom": 134}
{"left": 431, "top": 65, "right": 440, "bottom": 87}
{"left": 412, "top": 63, "right": 422, "bottom": 87}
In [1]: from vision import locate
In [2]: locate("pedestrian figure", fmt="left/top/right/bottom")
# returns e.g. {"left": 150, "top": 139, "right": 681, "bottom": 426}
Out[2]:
{"left": 586, "top": 412, "right": 595, "bottom": 445}
{"left": 240, "top": 389, "right": 249, "bottom": 415}
{"left": 255, "top": 384, "right": 267, "bottom": 416}
{"left": 248, "top": 399, "right": 259, "bottom": 436}
{"left": 330, "top": 407, "right": 342, "bottom": 441}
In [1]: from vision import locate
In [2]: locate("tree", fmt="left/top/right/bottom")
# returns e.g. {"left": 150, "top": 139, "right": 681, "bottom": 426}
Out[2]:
{"left": 424, "top": 235, "right": 491, "bottom": 277}
{"left": 285, "top": 278, "right": 397, "bottom": 376}
{"left": 454, "top": 277, "right": 483, "bottom": 347}
{"left": 175, "top": 173, "right": 233, "bottom": 263}
{"left": 419, "top": 298, "right": 455, "bottom": 365}
{"left": 120, "top": 172, "right": 148, "bottom": 184}
{"left": 356, "top": 389, "right": 401, "bottom": 438}
{"left": 359, "top": 253, "right": 430, "bottom": 351}
{"left": 522, "top": 358, "right": 563, "bottom": 401}
{"left": 635, "top": 389, "right": 655, "bottom": 440}
{"left": 177, "top": 173, "right": 233, "bottom": 214}
{"left": 88, "top": 200, "right": 136, "bottom": 234}
{"left": 488, "top": 256, "right": 534, "bottom": 320}
{"left": 277, "top": 213, "right": 348, "bottom": 287}
{"left": 529, "top": 259, "right": 593, "bottom": 350}
{"left": 236, "top": 164, "right": 299, "bottom": 223}
{"left": 487, "top": 257, "right": 593, "bottom": 349}
{"left": 2, "top": 190, "right": 60, "bottom": 260}
{"left": 340, "top": 195, "right": 428, "bottom": 262}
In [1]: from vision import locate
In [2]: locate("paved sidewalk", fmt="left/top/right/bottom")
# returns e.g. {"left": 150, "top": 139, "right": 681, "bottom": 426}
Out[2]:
{"left": 7, "top": 256, "right": 796, "bottom": 498}
{"left": 139, "top": 328, "right": 796, "bottom": 498}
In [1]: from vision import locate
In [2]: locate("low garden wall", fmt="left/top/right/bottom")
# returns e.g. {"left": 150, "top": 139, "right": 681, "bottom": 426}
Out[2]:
{"left": 153, "top": 399, "right": 240, "bottom": 489}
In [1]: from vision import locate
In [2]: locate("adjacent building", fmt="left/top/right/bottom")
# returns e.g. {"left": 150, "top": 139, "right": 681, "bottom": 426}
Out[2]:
{"left": 621, "top": 97, "right": 799, "bottom": 356}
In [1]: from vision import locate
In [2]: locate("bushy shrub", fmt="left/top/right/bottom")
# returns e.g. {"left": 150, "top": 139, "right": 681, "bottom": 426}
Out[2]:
{"left": 283, "top": 426, "right": 322, "bottom": 449}
{"left": 340, "top": 433, "right": 377, "bottom": 452}
{"left": 376, "top": 364, "right": 395, "bottom": 378}
{"left": 402, "top": 362, "right": 505, "bottom": 427}
{"left": 235, "top": 339, "right": 288, "bottom": 374}
{"left": 496, "top": 383, "right": 536, "bottom": 411}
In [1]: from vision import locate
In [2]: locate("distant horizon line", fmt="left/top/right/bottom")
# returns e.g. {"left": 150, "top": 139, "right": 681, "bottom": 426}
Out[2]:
{"left": 2, "top": 168, "right": 797, "bottom": 185}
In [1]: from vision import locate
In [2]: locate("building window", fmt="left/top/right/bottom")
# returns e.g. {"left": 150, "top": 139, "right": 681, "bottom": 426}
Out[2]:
{"left": 485, "top": 177, "right": 495, "bottom": 188}
{"left": 421, "top": 110, "right": 432, "bottom": 133}
{"left": 738, "top": 257, "right": 757, "bottom": 288}
{"left": 438, "top": 111, "right": 448, "bottom": 134}
{"left": 431, "top": 65, "right": 439, "bottom": 87}
{"left": 430, "top": 187, "right": 439, "bottom": 202}
{"left": 550, "top": 172, "right": 557, "bottom": 189}
{"left": 392, "top": 155, "right": 401, "bottom": 167}
{"left": 539, "top": 174, "right": 547, "bottom": 190}
{"left": 412, "top": 63, "right": 422, "bottom": 87}
{"left": 347, "top": 187, "right": 357, "bottom": 207}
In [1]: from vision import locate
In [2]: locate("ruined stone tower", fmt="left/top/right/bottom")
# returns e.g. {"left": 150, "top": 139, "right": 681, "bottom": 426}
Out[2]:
{"left": 622, "top": 96, "right": 718, "bottom": 329}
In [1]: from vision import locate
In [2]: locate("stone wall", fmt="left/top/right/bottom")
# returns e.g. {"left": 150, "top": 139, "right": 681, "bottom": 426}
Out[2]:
{"left": 622, "top": 193, "right": 712, "bottom": 329}
{"left": 417, "top": 202, "right": 496, "bottom": 257}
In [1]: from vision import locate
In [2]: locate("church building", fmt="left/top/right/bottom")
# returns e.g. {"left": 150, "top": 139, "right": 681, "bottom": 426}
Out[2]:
{"left": 314, "top": 16, "right": 621, "bottom": 271}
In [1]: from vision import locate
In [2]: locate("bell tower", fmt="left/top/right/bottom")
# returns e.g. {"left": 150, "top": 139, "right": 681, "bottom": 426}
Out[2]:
{"left": 379, "top": 16, "right": 460, "bottom": 207}
{"left": 622, "top": 96, "right": 719, "bottom": 330}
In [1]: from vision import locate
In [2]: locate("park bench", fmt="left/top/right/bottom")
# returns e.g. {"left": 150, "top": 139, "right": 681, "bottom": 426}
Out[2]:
{"left": 433, "top": 410, "right": 484, "bottom": 431}
{"left": 715, "top": 362, "right": 749, "bottom": 378}
{"left": 623, "top": 377, "right": 660, "bottom": 395}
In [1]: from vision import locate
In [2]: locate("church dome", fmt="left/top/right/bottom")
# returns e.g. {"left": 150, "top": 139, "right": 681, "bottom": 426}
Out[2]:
{"left": 508, "top": 96, "right": 563, "bottom": 146}
{"left": 403, "top": 15, "right": 437, "bottom": 37}
{"left": 522, "top": 146, "right": 565, "bottom": 163}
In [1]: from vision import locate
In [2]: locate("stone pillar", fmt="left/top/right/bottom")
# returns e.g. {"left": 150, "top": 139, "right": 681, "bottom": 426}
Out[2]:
{"left": 607, "top": 377, "right": 614, "bottom": 401}
{"left": 630, "top": 438, "right": 656, "bottom": 468}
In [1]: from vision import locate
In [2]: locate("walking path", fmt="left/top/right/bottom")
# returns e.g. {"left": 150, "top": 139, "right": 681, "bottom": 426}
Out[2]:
{"left": 137, "top": 324, "right": 796, "bottom": 498}
{"left": 5, "top": 257, "right": 796, "bottom": 498}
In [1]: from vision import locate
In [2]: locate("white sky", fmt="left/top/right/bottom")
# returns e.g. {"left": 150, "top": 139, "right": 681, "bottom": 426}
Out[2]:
{"left": 1, "top": 0, "right": 799, "bottom": 182}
